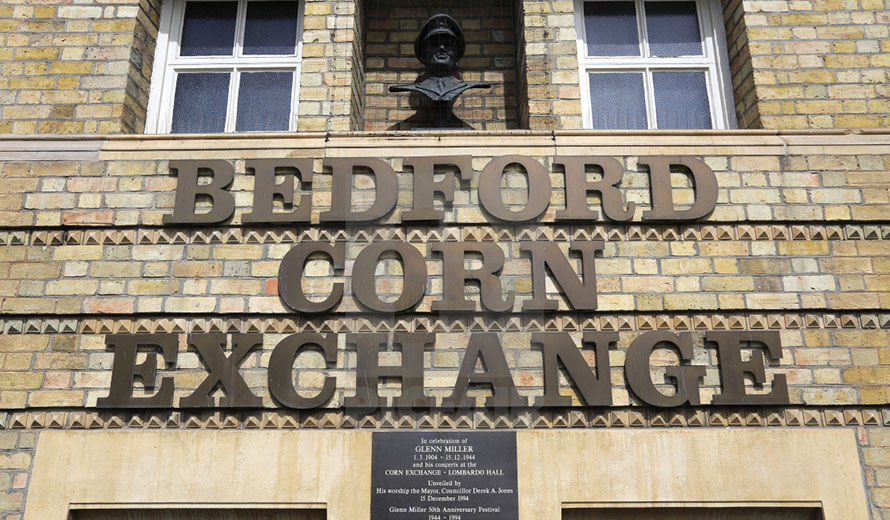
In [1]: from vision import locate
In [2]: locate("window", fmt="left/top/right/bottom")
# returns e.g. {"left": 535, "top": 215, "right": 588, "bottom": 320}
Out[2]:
{"left": 573, "top": 0, "right": 734, "bottom": 129}
{"left": 146, "top": 0, "right": 304, "bottom": 133}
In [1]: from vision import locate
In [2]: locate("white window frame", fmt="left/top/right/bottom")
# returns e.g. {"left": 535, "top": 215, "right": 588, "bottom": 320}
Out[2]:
{"left": 573, "top": 0, "right": 736, "bottom": 129}
{"left": 145, "top": 0, "right": 304, "bottom": 133}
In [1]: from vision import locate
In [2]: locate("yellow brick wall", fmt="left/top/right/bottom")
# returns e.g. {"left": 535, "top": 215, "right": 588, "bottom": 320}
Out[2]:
{"left": 724, "top": 0, "right": 763, "bottom": 128}
{"left": 1, "top": 0, "right": 888, "bottom": 133}
{"left": 0, "top": 0, "right": 158, "bottom": 134}
{"left": 519, "top": 0, "right": 584, "bottom": 130}
{"left": 0, "top": 133, "right": 889, "bottom": 518}
{"left": 297, "top": 0, "right": 362, "bottom": 132}
{"left": 0, "top": 132, "right": 887, "bottom": 408}
{"left": 738, "top": 0, "right": 890, "bottom": 129}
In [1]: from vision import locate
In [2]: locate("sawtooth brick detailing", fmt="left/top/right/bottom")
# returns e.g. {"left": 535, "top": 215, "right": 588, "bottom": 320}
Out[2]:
{"left": 0, "top": 132, "right": 885, "bottom": 412}
{"left": 1, "top": 0, "right": 890, "bottom": 515}
{"left": 0, "top": 131, "right": 889, "bottom": 515}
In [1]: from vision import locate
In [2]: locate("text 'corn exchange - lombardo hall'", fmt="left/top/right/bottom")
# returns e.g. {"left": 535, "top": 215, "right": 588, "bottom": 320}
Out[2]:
{"left": 2, "top": 0, "right": 890, "bottom": 517}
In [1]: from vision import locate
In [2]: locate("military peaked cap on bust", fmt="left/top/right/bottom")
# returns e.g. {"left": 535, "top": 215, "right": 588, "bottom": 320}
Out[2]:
{"left": 415, "top": 14, "right": 466, "bottom": 65}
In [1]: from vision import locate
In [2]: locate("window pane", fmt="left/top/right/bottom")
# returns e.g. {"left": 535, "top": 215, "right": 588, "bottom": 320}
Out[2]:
{"left": 236, "top": 71, "right": 293, "bottom": 131}
{"left": 653, "top": 71, "right": 712, "bottom": 128}
{"left": 584, "top": 1, "right": 640, "bottom": 57}
{"left": 179, "top": 1, "right": 237, "bottom": 56}
{"left": 645, "top": 1, "right": 703, "bottom": 56}
{"left": 171, "top": 72, "right": 230, "bottom": 133}
{"left": 244, "top": 1, "right": 300, "bottom": 55}
{"left": 588, "top": 72, "right": 647, "bottom": 129}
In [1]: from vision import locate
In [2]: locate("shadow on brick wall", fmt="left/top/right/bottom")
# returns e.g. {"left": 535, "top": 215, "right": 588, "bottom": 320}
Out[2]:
{"left": 362, "top": 0, "right": 519, "bottom": 131}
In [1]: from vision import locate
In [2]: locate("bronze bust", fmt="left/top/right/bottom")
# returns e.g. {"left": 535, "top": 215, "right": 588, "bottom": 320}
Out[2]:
{"left": 389, "top": 14, "right": 491, "bottom": 128}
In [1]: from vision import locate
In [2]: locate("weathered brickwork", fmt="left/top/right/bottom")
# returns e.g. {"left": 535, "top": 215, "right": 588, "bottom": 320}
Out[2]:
{"left": 362, "top": 0, "right": 518, "bottom": 130}
{"left": 126, "top": 0, "right": 160, "bottom": 135}
{"left": 0, "top": 322, "right": 888, "bottom": 409}
{"left": 738, "top": 0, "right": 890, "bottom": 129}
{"left": 1, "top": 0, "right": 890, "bottom": 512}
{"left": 0, "top": 0, "right": 159, "bottom": 134}
{"left": 349, "top": 0, "right": 365, "bottom": 131}
{"left": 514, "top": 1, "right": 531, "bottom": 129}
{"left": 0, "top": 134, "right": 886, "bottom": 407}
{"left": 864, "top": 427, "right": 890, "bottom": 517}
{"left": 0, "top": 132, "right": 889, "bottom": 515}
{"left": 298, "top": 0, "right": 363, "bottom": 132}
{"left": 3, "top": 233, "right": 890, "bottom": 316}
{"left": 0, "top": 429, "right": 35, "bottom": 520}
{"left": 518, "top": 0, "right": 583, "bottom": 130}
{"left": 0, "top": 1, "right": 888, "bottom": 520}
{"left": 2, "top": 0, "right": 888, "bottom": 133}
{"left": 2, "top": 134, "right": 888, "bottom": 228}
{"left": 724, "top": 0, "right": 763, "bottom": 128}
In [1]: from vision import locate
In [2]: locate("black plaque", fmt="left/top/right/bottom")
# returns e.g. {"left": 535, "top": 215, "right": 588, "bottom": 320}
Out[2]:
{"left": 371, "top": 432, "right": 519, "bottom": 520}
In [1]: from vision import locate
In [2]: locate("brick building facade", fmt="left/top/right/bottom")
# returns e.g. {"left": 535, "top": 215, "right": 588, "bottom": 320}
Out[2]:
{"left": 0, "top": 0, "right": 889, "bottom": 518}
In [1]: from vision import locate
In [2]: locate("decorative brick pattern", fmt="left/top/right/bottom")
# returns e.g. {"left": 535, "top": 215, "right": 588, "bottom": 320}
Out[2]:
{"left": 21, "top": 221, "right": 890, "bottom": 246}
{"left": 362, "top": 0, "right": 518, "bottom": 130}
{"left": 1, "top": 133, "right": 890, "bottom": 514}
{"left": 0, "top": 408, "right": 885, "bottom": 430}
{"left": 0, "top": 310, "right": 887, "bottom": 339}
{"left": 0, "top": 0, "right": 889, "bottom": 511}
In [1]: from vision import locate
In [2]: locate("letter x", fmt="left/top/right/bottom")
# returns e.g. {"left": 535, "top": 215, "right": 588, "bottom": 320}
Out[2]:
{"left": 179, "top": 334, "right": 262, "bottom": 408}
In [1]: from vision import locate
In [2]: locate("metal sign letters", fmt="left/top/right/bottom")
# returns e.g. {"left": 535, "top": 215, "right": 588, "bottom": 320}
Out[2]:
{"left": 99, "top": 154, "right": 789, "bottom": 410}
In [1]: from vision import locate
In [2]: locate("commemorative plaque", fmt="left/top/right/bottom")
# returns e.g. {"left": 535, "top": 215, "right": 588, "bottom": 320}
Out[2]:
{"left": 371, "top": 432, "right": 519, "bottom": 519}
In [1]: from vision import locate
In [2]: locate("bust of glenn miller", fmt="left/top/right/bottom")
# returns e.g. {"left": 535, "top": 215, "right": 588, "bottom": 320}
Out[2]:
{"left": 389, "top": 14, "right": 491, "bottom": 127}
